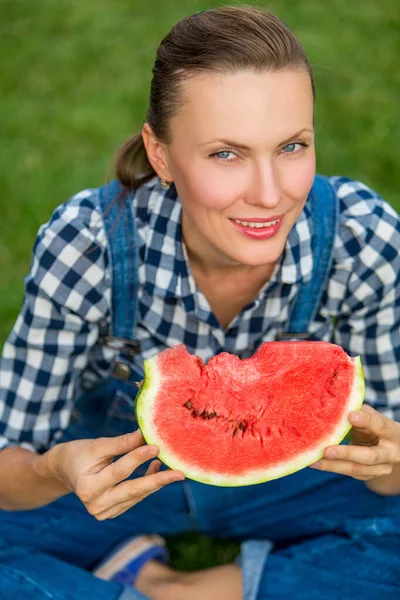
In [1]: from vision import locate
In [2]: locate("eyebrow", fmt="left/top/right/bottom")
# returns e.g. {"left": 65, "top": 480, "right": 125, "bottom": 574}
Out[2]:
{"left": 201, "top": 128, "right": 314, "bottom": 150}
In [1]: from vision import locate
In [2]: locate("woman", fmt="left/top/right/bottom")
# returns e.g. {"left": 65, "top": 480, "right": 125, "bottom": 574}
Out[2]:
{"left": 0, "top": 6, "right": 399, "bottom": 600}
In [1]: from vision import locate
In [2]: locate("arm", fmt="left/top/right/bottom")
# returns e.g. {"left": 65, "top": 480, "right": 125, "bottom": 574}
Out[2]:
{"left": 311, "top": 182, "right": 400, "bottom": 495}
{"left": 0, "top": 192, "right": 184, "bottom": 516}
{"left": 0, "top": 191, "right": 108, "bottom": 507}
{"left": 0, "top": 446, "right": 70, "bottom": 510}
{"left": 336, "top": 248, "right": 400, "bottom": 495}
{"left": 336, "top": 295, "right": 400, "bottom": 497}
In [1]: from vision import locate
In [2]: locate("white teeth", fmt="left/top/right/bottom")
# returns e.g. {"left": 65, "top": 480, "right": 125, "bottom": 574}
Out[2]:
{"left": 233, "top": 218, "right": 280, "bottom": 229}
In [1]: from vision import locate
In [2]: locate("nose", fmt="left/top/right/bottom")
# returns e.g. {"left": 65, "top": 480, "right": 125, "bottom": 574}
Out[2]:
{"left": 245, "top": 161, "right": 281, "bottom": 209}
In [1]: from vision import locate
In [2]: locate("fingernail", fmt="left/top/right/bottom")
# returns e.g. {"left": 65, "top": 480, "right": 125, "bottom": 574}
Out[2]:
{"left": 147, "top": 446, "right": 159, "bottom": 455}
{"left": 352, "top": 413, "right": 361, "bottom": 423}
{"left": 325, "top": 449, "right": 337, "bottom": 458}
{"left": 310, "top": 461, "right": 321, "bottom": 468}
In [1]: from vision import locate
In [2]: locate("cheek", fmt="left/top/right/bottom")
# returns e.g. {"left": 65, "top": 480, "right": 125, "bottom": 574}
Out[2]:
{"left": 178, "top": 162, "right": 238, "bottom": 213}
{"left": 280, "top": 153, "right": 316, "bottom": 203}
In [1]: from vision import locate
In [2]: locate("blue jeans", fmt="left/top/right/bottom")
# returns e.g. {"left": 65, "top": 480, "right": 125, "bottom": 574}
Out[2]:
{"left": 0, "top": 467, "right": 399, "bottom": 600}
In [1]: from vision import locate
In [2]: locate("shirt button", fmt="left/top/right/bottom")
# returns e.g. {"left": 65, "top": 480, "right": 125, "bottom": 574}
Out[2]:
{"left": 112, "top": 362, "right": 132, "bottom": 380}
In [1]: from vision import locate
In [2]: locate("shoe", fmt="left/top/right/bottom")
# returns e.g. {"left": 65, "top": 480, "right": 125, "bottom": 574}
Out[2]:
{"left": 92, "top": 534, "right": 169, "bottom": 586}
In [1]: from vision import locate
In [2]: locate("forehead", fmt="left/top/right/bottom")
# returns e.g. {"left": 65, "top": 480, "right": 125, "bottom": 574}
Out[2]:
{"left": 172, "top": 70, "right": 314, "bottom": 144}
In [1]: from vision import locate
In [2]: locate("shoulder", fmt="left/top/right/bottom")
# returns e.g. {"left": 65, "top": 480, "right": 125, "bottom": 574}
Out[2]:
{"left": 30, "top": 187, "right": 110, "bottom": 321}
{"left": 36, "top": 187, "right": 105, "bottom": 248}
{"left": 33, "top": 176, "right": 163, "bottom": 277}
{"left": 328, "top": 176, "right": 400, "bottom": 270}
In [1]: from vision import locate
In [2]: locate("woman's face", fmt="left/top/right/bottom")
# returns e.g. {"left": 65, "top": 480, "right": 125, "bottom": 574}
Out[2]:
{"left": 160, "top": 69, "right": 315, "bottom": 268}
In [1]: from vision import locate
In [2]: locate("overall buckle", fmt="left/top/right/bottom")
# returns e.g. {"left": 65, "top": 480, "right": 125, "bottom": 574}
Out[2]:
{"left": 103, "top": 335, "right": 141, "bottom": 355}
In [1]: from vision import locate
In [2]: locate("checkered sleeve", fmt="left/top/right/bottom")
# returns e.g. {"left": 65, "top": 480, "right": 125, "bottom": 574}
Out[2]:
{"left": 0, "top": 189, "right": 110, "bottom": 453}
{"left": 332, "top": 178, "right": 400, "bottom": 422}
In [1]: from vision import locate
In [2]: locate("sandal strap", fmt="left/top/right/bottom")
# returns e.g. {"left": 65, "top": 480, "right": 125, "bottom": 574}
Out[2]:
{"left": 112, "top": 544, "right": 168, "bottom": 586}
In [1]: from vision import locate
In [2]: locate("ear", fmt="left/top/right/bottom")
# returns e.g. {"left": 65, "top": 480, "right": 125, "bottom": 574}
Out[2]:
{"left": 141, "top": 123, "right": 173, "bottom": 182}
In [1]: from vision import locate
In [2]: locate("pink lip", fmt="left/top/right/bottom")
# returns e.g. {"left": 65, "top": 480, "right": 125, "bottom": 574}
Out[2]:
{"left": 230, "top": 215, "right": 284, "bottom": 222}
{"left": 230, "top": 215, "right": 284, "bottom": 240}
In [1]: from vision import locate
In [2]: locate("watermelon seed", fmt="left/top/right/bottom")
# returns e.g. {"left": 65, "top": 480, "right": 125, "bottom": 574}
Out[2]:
{"left": 184, "top": 401, "right": 192, "bottom": 409}
{"left": 201, "top": 410, "right": 208, "bottom": 418}
{"left": 192, "top": 410, "right": 199, "bottom": 417}
{"left": 239, "top": 422, "right": 245, "bottom": 431}
{"left": 208, "top": 412, "right": 216, "bottom": 419}
{"left": 233, "top": 428, "right": 238, "bottom": 437}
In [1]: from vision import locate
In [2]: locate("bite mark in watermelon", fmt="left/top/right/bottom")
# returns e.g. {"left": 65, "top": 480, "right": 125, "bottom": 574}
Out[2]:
{"left": 135, "top": 342, "right": 364, "bottom": 486}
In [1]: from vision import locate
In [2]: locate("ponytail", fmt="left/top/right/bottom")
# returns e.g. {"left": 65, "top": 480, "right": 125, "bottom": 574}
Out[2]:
{"left": 115, "top": 132, "right": 157, "bottom": 191}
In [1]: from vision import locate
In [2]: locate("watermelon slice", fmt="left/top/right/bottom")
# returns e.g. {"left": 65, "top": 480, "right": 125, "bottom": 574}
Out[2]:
{"left": 136, "top": 342, "right": 364, "bottom": 486}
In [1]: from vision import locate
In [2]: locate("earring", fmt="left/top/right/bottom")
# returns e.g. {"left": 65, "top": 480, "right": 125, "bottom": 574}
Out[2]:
{"left": 161, "top": 178, "right": 170, "bottom": 190}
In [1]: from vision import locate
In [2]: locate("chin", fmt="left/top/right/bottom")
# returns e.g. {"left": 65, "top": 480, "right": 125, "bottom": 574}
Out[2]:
{"left": 228, "top": 249, "right": 284, "bottom": 268}
{"left": 232, "top": 240, "right": 286, "bottom": 267}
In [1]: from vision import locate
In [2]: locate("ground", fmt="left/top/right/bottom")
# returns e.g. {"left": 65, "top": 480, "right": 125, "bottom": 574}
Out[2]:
{"left": 1, "top": 0, "right": 399, "bottom": 569}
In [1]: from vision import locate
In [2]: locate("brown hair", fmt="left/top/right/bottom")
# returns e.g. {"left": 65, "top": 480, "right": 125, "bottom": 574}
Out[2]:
{"left": 115, "top": 5, "right": 315, "bottom": 191}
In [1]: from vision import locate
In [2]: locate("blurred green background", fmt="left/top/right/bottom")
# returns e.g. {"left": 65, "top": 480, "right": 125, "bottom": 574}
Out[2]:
{"left": 0, "top": 0, "right": 399, "bottom": 569}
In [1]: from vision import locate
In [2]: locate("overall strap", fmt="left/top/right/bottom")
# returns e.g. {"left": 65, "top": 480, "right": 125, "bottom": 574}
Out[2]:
{"left": 97, "top": 180, "right": 140, "bottom": 354}
{"left": 282, "top": 175, "right": 339, "bottom": 338}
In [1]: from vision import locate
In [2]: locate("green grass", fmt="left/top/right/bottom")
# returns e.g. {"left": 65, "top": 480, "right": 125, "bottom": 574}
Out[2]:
{"left": 1, "top": 0, "right": 399, "bottom": 569}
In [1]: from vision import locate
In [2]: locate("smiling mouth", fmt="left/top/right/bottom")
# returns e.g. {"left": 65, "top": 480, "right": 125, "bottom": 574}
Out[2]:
{"left": 231, "top": 218, "right": 282, "bottom": 229}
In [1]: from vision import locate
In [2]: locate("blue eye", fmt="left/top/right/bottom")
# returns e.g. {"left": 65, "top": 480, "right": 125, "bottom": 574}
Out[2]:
{"left": 213, "top": 150, "right": 236, "bottom": 160}
{"left": 282, "top": 142, "right": 307, "bottom": 154}
{"left": 283, "top": 143, "right": 297, "bottom": 153}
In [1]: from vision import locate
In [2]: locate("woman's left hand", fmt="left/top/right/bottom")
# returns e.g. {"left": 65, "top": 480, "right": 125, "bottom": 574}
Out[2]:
{"left": 310, "top": 404, "right": 400, "bottom": 480}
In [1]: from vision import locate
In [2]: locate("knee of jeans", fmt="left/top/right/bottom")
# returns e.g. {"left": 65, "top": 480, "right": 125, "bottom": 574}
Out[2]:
{"left": 0, "top": 564, "right": 54, "bottom": 600}
{"left": 344, "top": 517, "right": 400, "bottom": 538}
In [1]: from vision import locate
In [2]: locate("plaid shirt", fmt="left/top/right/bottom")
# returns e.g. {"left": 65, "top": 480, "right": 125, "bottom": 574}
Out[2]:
{"left": 1, "top": 176, "right": 400, "bottom": 453}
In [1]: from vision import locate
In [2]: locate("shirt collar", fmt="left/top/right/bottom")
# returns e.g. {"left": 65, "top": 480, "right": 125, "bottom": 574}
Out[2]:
{"left": 136, "top": 178, "right": 314, "bottom": 299}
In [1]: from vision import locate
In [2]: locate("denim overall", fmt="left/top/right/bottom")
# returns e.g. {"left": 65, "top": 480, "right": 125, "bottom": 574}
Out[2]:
{"left": 0, "top": 176, "right": 399, "bottom": 600}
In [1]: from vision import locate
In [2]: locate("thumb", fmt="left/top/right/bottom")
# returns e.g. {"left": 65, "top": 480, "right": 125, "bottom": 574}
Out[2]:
{"left": 99, "top": 429, "right": 147, "bottom": 457}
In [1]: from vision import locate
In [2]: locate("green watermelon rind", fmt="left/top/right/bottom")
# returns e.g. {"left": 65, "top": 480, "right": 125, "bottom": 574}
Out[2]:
{"left": 136, "top": 355, "right": 365, "bottom": 487}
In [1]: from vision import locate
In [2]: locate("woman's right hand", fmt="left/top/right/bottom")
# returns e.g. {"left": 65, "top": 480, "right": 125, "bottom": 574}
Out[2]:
{"left": 48, "top": 430, "right": 184, "bottom": 520}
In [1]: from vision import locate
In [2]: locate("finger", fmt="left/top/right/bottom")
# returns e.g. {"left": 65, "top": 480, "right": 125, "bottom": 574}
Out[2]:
{"left": 108, "top": 469, "right": 185, "bottom": 507}
{"left": 145, "top": 459, "right": 161, "bottom": 476}
{"left": 93, "top": 430, "right": 148, "bottom": 458}
{"left": 94, "top": 464, "right": 167, "bottom": 520}
{"left": 310, "top": 459, "right": 393, "bottom": 480}
{"left": 99, "top": 444, "right": 160, "bottom": 488}
{"left": 323, "top": 444, "right": 390, "bottom": 466}
{"left": 95, "top": 498, "right": 138, "bottom": 521}
{"left": 87, "top": 467, "right": 183, "bottom": 520}
{"left": 349, "top": 406, "right": 399, "bottom": 442}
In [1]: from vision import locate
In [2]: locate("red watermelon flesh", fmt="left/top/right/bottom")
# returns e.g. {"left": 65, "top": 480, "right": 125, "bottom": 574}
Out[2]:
{"left": 136, "top": 341, "right": 364, "bottom": 486}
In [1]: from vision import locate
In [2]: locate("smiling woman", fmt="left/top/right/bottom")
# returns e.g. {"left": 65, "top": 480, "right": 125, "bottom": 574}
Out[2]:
{"left": 143, "top": 69, "right": 316, "bottom": 328}
{"left": 1, "top": 5, "right": 400, "bottom": 600}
